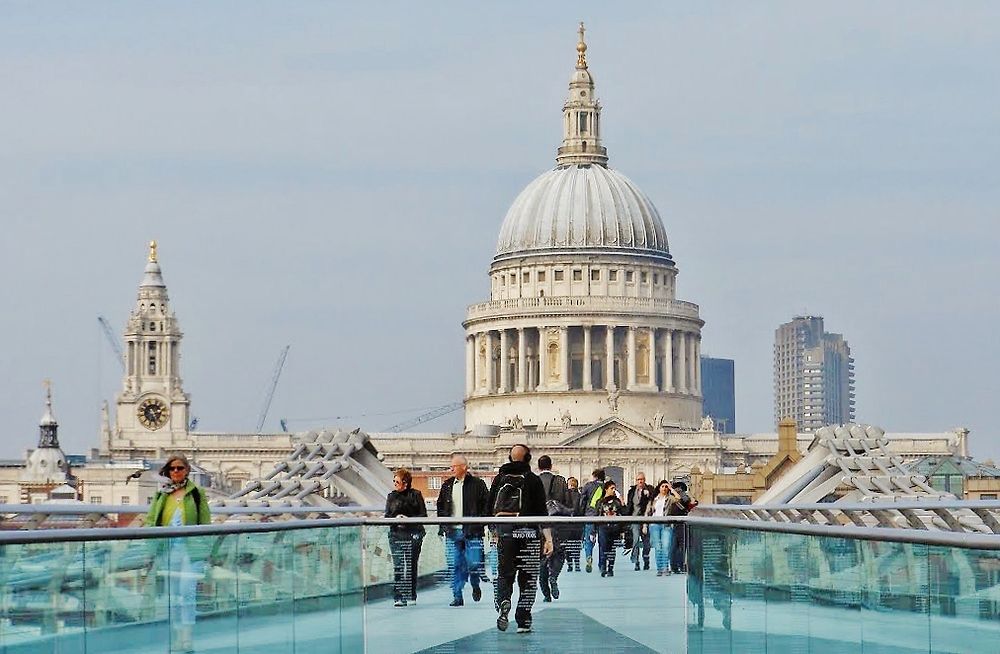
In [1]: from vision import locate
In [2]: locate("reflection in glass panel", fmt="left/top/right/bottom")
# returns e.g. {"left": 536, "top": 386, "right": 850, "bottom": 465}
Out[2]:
{"left": 234, "top": 530, "right": 294, "bottom": 651}
{"left": 928, "top": 545, "right": 1000, "bottom": 652}
{"left": 0, "top": 540, "right": 87, "bottom": 650}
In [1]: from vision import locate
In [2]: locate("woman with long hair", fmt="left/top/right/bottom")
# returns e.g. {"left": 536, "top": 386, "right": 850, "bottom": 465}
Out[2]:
{"left": 646, "top": 479, "right": 679, "bottom": 576}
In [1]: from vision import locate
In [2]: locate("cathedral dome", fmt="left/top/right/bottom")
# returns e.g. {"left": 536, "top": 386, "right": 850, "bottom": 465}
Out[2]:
{"left": 495, "top": 163, "right": 671, "bottom": 262}
{"left": 493, "top": 23, "right": 670, "bottom": 264}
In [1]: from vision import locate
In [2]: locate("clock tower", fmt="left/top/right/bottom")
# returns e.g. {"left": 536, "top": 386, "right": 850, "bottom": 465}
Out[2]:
{"left": 106, "top": 241, "right": 192, "bottom": 456}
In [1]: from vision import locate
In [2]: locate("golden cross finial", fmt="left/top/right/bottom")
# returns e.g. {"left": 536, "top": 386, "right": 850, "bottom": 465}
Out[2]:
{"left": 148, "top": 240, "right": 158, "bottom": 263}
{"left": 576, "top": 22, "right": 588, "bottom": 69}
{"left": 43, "top": 378, "right": 52, "bottom": 402}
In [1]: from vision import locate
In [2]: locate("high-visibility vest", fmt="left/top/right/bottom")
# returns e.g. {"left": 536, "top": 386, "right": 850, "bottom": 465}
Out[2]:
{"left": 589, "top": 485, "right": 604, "bottom": 509}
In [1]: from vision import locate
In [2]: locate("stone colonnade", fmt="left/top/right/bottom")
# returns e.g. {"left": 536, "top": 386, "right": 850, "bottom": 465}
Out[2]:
{"left": 465, "top": 325, "right": 701, "bottom": 398}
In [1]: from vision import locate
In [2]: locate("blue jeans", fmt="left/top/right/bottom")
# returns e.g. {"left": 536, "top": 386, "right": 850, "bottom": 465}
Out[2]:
{"left": 582, "top": 523, "right": 596, "bottom": 560}
{"left": 445, "top": 530, "right": 483, "bottom": 599}
{"left": 650, "top": 523, "right": 673, "bottom": 572}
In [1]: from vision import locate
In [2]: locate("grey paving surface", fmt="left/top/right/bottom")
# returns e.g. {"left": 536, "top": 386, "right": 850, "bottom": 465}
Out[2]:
{"left": 413, "top": 608, "right": 658, "bottom": 653}
{"left": 364, "top": 562, "right": 688, "bottom": 654}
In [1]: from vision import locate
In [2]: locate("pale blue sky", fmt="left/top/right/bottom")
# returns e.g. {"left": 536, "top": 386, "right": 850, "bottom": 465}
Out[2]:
{"left": 1, "top": 3, "right": 998, "bottom": 459}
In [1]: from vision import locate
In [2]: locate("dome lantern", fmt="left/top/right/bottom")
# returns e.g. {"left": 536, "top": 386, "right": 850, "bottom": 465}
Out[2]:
{"left": 556, "top": 22, "right": 608, "bottom": 167}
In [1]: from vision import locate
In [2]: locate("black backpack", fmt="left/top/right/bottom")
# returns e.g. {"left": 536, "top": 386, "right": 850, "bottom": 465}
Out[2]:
{"left": 492, "top": 474, "right": 526, "bottom": 516}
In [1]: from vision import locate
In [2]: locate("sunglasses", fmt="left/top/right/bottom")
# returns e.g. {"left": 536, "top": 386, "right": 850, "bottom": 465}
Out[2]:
{"left": 393, "top": 479, "right": 404, "bottom": 485}
{"left": 168, "top": 466, "right": 187, "bottom": 472}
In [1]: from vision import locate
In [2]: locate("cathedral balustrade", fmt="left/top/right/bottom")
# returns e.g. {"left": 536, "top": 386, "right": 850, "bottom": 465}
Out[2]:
{"left": 465, "top": 295, "right": 700, "bottom": 321}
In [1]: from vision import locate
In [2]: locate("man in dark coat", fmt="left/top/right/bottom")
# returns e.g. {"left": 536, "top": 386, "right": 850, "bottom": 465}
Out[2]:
{"left": 668, "top": 481, "right": 693, "bottom": 573}
{"left": 488, "top": 444, "right": 553, "bottom": 634}
{"left": 625, "top": 472, "right": 655, "bottom": 570}
{"left": 437, "top": 454, "right": 490, "bottom": 606}
{"left": 536, "top": 455, "right": 574, "bottom": 602}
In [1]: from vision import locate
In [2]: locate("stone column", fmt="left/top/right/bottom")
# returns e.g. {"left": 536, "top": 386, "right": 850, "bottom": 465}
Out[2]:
{"left": 693, "top": 334, "right": 702, "bottom": 395}
{"left": 537, "top": 326, "right": 547, "bottom": 391}
{"left": 605, "top": 326, "right": 615, "bottom": 391}
{"left": 677, "top": 331, "right": 688, "bottom": 394}
{"left": 559, "top": 326, "right": 570, "bottom": 390}
{"left": 485, "top": 331, "right": 496, "bottom": 394}
{"left": 517, "top": 328, "right": 527, "bottom": 392}
{"left": 662, "top": 330, "right": 674, "bottom": 392}
{"left": 627, "top": 326, "right": 637, "bottom": 390}
{"left": 499, "top": 329, "right": 509, "bottom": 393}
{"left": 465, "top": 335, "right": 475, "bottom": 397}
{"left": 582, "top": 325, "right": 592, "bottom": 390}
{"left": 647, "top": 327, "right": 657, "bottom": 389}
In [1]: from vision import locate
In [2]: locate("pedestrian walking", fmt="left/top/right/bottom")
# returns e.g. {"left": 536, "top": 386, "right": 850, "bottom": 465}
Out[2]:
{"left": 536, "top": 455, "right": 573, "bottom": 602}
{"left": 668, "top": 481, "right": 694, "bottom": 573}
{"left": 144, "top": 453, "right": 211, "bottom": 654}
{"left": 563, "top": 477, "right": 584, "bottom": 571}
{"left": 577, "top": 468, "right": 606, "bottom": 573}
{"left": 596, "top": 479, "right": 624, "bottom": 577}
{"left": 647, "top": 479, "right": 676, "bottom": 576}
{"left": 436, "top": 454, "right": 490, "bottom": 606}
{"left": 625, "top": 472, "right": 654, "bottom": 571}
{"left": 488, "top": 444, "right": 554, "bottom": 634}
{"left": 385, "top": 468, "right": 427, "bottom": 607}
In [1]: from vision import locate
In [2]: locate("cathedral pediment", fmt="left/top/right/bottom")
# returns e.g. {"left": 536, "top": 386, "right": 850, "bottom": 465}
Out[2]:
{"left": 558, "top": 417, "right": 664, "bottom": 449}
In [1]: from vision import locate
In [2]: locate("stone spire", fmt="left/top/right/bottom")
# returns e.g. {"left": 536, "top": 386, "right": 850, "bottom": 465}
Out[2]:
{"left": 556, "top": 22, "right": 608, "bottom": 167}
{"left": 114, "top": 240, "right": 190, "bottom": 450}
{"left": 122, "top": 240, "right": 184, "bottom": 398}
{"left": 38, "top": 380, "right": 59, "bottom": 448}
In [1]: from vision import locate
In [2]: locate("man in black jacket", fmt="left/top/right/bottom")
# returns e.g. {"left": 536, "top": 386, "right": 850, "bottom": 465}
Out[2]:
{"left": 536, "top": 455, "right": 573, "bottom": 602}
{"left": 437, "top": 454, "right": 490, "bottom": 606}
{"left": 668, "top": 481, "right": 692, "bottom": 573}
{"left": 488, "top": 444, "right": 554, "bottom": 634}
{"left": 625, "top": 472, "right": 655, "bottom": 571}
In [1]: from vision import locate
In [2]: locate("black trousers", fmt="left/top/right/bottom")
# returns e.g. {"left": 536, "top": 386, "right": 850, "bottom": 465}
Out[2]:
{"left": 495, "top": 530, "right": 541, "bottom": 627}
{"left": 564, "top": 537, "right": 582, "bottom": 568}
{"left": 538, "top": 541, "right": 565, "bottom": 598}
{"left": 670, "top": 523, "right": 687, "bottom": 572}
{"left": 389, "top": 533, "right": 423, "bottom": 601}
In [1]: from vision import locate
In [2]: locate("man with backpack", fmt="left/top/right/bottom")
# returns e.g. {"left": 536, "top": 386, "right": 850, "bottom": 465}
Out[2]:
{"left": 576, "top": 468, "right": 606, "bottom": 573}
{"left": 536, "top": 455, "right": 573, "bottom": 603}
{"left": 487, "top": 444, "right": 553, "bottom": 634}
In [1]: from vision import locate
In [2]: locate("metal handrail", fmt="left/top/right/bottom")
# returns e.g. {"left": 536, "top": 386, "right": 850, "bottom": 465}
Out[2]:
{"left": 696, "top": 499, "right": 1000, "bottom": 512}
{"left": 1, "top": 513, "right": 998, "bottom": 550}
{"left": 0, "top": 503, "right": 382, "bottom": 516}
{"left": 683, "top": 515, "right": 1000, "bottom": 551}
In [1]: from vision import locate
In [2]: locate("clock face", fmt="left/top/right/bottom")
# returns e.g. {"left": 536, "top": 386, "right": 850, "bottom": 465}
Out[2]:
{"left": 138, "top": 397, "right": 169, "bottom": 430}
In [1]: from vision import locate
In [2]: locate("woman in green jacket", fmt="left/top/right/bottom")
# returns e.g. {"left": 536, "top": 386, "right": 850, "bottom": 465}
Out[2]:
{"left": 145, "top": 453, "right": 211, "bottom": 527}
{"left": 145, "top": 453, "right": 210, "bottom": 654}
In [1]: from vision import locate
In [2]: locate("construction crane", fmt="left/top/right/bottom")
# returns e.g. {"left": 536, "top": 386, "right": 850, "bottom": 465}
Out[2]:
{"left": 384, "top": 402, "right": 464, "bottom": 433}
{"left": 256, "top": 345, "right": 290, "bottom": 434}
{"left": 97, "top": 316, "right": 125, "bottom": 372}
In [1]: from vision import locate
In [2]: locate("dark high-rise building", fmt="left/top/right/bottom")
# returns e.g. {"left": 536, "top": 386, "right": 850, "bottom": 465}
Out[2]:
{"left": 773, "top": 316, "right": 855, "bottom": 431}
{"left": 700, "top": 357, "right": 735, "bottom": 433}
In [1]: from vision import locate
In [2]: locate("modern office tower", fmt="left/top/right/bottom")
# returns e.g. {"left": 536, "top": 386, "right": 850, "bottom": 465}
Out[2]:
{"left": 701, "top": 357, "right": 735, "bottom": 433}
{"left": 774, "top": 316, "right": 855, "bottom": 431}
